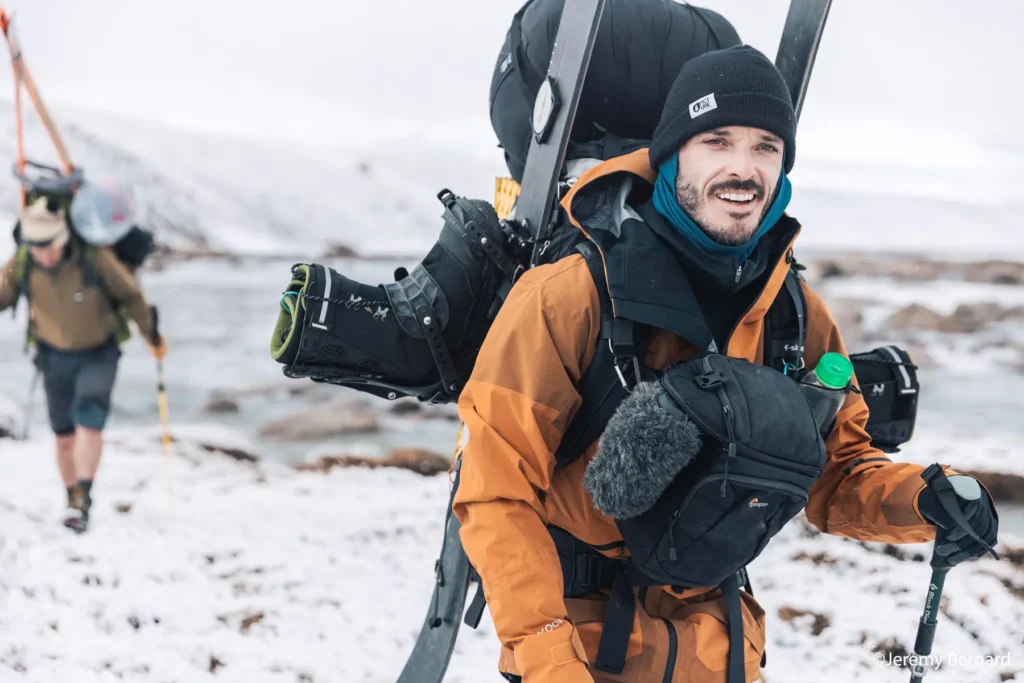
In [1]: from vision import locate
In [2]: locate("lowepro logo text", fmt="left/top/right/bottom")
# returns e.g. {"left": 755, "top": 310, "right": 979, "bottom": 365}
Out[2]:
{"left": 748, "top": 497, "right": 769, "bottom": 509}
{"left": 689, "top": 93, "right": 718, "bottom": 119}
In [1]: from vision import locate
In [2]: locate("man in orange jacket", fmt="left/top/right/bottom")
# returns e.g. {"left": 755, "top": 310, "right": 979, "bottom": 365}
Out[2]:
{"left": 452, "top": 45, "right": 998, "bottom": 683}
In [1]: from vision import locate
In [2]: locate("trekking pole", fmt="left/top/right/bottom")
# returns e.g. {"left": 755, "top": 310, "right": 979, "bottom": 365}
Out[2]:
{"left": 908, "top": 466, "right": 999, "bottom": 682}
{"left": 20, "top": 368, "right": 39, "bottom": 440}
{"left": 150, "top": 306, "right": 176, "bottom": 515}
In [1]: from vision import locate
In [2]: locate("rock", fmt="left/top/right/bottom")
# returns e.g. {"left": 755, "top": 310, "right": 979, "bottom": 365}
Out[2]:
{"left": 200, "top": 444, "right": 260, "bottom": 462}
{"left": 383, "top": 448, "right": 452, "bottom": 475}
{"left": 295, "top": 448, "right": 451, "bottom": 477}
{"left": 999, "top": 306, "right": 1024, "bottom": 324}
{"left": 777, "top": 606, "right": 831, "bottom": 636}
{"left": 962, "top": 471, "right": 1024, "bottom": 503}
{"left": 420, "top": 403, "right": 460, "bottom": 421}
{"left": 387, "top": 398, "right": 459, "bottom": 421}
{"left": 945, "top": 303, "right": 1000, "bottom": 332}
{"left": 202, "top": 395, "right": 240, "bottom": 414}
{"left": 146, "top": 425, "right": 262, "bottom": 462}
{"left": 884, "top": 304, "right": 946, "bottom": 331}
{"left": 239, "top": 612, "right": 264, "bottom": 634}
{"left": 389, "top": 399, "right": 423, "bottom": 416}
{"left": 322, "top": 242, "right": 360, "bottom": 259}
{"left": 938, "top": 302, "right": 1005, "bottom": 333}
{"left": 889, "top": 259, "right": 947, "bottom": 282}
{"left": 826, "top": 299, "right": 869, "bottom": 344}
{"left": 893, "top": 343, "right": 939, "bottom": 370}
{"left": 963, "top": 260, "right": 1024, "bottom": 286}
{"left": 259, "top": 409, "right": 379, "bottom": 441}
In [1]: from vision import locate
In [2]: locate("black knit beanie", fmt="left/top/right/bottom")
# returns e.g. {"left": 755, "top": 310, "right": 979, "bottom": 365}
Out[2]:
{"left": 649, "top": 45, "right": 796, "bottom": 173}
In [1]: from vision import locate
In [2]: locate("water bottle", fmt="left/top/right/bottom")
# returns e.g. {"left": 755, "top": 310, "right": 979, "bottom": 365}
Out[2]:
{"left": 799, "top": 352, "right": 854, "bottom": 434}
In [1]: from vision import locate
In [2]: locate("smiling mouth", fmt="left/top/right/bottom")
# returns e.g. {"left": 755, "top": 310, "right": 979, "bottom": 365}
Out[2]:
{"left": 714, "top": 192, "right": 758, "bottom": 206}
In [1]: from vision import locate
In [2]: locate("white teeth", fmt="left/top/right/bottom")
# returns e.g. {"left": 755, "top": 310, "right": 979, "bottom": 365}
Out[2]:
{"left": 717, "top": 192, "right": 755, "bottom": 202}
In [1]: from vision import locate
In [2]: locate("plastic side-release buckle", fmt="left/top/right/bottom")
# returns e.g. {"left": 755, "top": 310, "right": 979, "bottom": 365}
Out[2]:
{"left": 694, "top": 369, "right": 727, "bottom": 390}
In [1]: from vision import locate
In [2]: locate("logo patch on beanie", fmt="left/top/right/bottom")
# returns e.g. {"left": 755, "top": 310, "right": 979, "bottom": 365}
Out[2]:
{"left": 689, "top": 93, "right": 717, "bottom": 119}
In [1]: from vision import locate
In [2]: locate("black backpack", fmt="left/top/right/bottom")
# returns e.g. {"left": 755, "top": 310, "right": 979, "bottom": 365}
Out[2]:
{"left": 490, "top": 0, "right": 741, "bottom": 183}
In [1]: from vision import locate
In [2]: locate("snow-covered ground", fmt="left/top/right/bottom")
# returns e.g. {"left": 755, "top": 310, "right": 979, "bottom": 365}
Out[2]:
{"left": 0, "top": 421, "right": 1021, "bottom": 683}
{"left": 0, "top": 88, "right": 1022, "bottom": 683}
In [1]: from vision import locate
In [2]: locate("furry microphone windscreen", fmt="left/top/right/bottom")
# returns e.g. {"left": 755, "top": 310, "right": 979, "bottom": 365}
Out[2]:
{"left": 584, "top": 380, "right": 702, "bottom": 520}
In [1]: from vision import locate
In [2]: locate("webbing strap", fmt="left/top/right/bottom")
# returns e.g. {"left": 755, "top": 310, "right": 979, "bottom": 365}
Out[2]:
{"left": 721, "top": 573, "right": 746, "bottom": 683}
{"left": 593, "top": 570, "right": 635, "bottom": 674}
{"left": 782, "top": 269, "right": 805, "bottom": 371}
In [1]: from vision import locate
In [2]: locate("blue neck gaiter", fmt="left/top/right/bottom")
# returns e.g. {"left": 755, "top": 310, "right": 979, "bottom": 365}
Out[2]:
{"left": 652, "top": 154, "right": 792, "bottom": 261}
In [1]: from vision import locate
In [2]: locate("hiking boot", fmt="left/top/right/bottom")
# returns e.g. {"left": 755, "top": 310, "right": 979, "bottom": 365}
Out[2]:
{"left": 62, "top": 483, "right": 91, "bottom": 534}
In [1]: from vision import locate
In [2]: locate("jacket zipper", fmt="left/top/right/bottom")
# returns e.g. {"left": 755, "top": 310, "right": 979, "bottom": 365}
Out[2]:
{"left": 722, "top": 234, "right": 800, "bottom": 355}
{"left": 660, "top": 618, "right": 678, "bottom": 683}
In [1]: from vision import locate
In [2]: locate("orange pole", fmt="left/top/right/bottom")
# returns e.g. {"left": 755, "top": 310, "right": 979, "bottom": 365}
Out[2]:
{"left": 1, "top": 9, "right": 26, "bottom": 206}
{"left": 18, "top": 68, "right": 74, "bottom": 175}
{"left": 1, "top": 8, "right": 76, "bottom": 191}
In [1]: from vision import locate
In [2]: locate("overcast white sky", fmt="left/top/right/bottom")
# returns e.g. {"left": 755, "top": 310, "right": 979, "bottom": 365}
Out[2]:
{"left": 2, "top": 0, "right": 1022, "bottom": 170}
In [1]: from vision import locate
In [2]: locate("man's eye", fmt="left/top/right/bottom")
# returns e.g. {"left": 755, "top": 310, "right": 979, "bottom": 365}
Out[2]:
{"left": 758, "top": 144, "right": 780, "bottom": 153}
{"left": 704, "top": 138, "right": 726, "bottom": 146}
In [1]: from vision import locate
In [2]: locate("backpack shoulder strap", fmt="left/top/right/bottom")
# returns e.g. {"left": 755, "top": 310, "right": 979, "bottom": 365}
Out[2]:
{"left": 79, "top": 244, "right": 120, "bottom": 306}
{"left": 763, "top": 252, "right": 807, "bottom": 375}
{"left": 12, "top": 245, "right": 31, "bottom": 315}
{"left": 14, "top": 244, "right": 30, "bottom": 290}
{"left": 554, "top": 241, "right": 651, "bottom": 469}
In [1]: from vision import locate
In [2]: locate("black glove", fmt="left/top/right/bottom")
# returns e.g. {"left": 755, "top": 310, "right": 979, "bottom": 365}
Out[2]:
{"left": 916, "top": 466, "right": 999, "bottom": 569}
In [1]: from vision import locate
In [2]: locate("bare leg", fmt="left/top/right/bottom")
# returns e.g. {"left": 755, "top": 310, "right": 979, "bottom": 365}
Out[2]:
{"left": 74, "top": 426, "right": 104, "bottom": 481}
{"left": 56, "top": 434, "right": 77, "bottom": 489}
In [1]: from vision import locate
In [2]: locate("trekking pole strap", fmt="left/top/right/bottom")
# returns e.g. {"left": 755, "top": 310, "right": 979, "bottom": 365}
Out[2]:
{"left": 921, "top": 464, "right": 999, "bottom": 561}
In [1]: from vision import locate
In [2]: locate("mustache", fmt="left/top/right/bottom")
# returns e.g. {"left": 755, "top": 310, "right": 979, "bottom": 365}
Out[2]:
{"left": 706, "top": 179, "right": 765, "bottom": 200}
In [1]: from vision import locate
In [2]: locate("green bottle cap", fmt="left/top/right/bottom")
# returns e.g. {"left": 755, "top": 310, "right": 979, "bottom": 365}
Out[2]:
{"left": 814, "top": 352, "right": 853, "bottom": 389}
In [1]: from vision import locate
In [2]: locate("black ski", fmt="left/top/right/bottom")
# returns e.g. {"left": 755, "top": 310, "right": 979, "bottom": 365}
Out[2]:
{"left": 396, "top": 457, "right": 473, "bottom": 683}
{"left": 774, "top": 0, "right": 833, "bottom": 122}
{"left": 517, "top": 0, "right": 608, "bottom": 265}
{"left": 395, "top": 2, "right": 607, "bottom": 681}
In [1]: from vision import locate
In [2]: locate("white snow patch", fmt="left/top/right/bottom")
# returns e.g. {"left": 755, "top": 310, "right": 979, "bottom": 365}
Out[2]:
{"left": 0, "top": 426, "right": 1021, "bottom": 682}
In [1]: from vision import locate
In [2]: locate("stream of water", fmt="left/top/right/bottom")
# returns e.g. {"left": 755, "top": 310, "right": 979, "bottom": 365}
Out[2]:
{"left": 1, "top": 256, "right": 1020, "bottom": 534}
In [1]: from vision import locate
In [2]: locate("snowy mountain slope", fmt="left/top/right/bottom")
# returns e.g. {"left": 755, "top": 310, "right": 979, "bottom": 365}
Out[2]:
{"left": 0, "top": 101, "right": 506, "bottom": 258}
{"left": 1, "top": 99, "right": 1022, "bottom": 262}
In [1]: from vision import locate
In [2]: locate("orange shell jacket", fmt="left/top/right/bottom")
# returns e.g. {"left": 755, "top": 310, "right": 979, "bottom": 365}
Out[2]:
{"left": 452, "top": 150, "right": 947, "bottom": 681}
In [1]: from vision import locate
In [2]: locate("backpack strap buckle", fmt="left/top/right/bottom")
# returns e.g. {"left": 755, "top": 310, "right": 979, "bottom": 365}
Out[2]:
{"left": 608, "top": 318, "right": 641, "bottom": 391}
{"left": 694, "top": 369, "right": 727, "bottom": 390}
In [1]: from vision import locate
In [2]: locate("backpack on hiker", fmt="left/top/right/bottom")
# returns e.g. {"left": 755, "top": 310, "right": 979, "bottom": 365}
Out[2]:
{"left": 11, "top": 184, "right": 155, "bottom": 348}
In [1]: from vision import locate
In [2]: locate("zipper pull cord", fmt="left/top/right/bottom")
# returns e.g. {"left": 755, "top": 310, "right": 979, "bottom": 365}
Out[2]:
{"left": 721, "top": 404, "right": 737, "bottom": 496}
{"left": 668, "top": 509, "right": 681, "bottom": 562}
